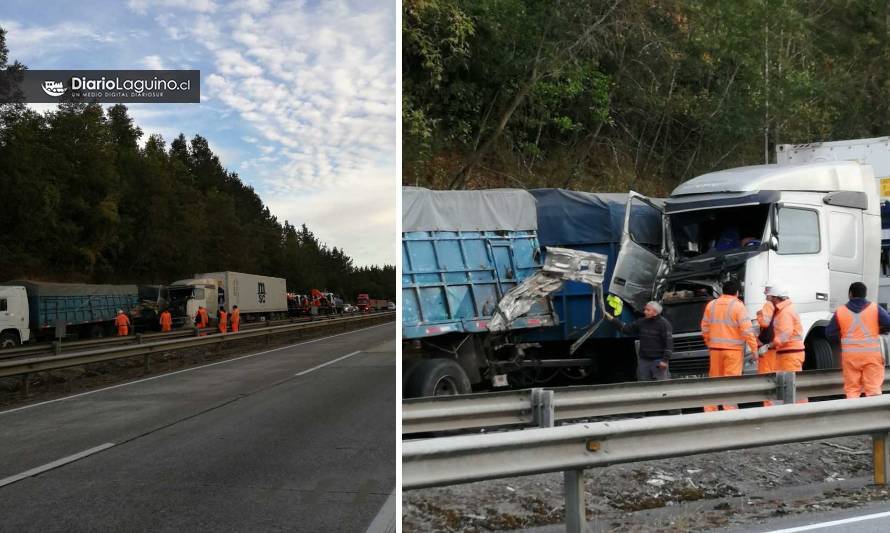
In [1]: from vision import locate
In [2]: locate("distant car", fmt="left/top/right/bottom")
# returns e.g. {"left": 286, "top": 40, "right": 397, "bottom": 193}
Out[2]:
{"left": 387, "top": 302, "right": 396, "bottom": 311}
{"left": 342, "top": 304, "right": 356, "bottom": 314}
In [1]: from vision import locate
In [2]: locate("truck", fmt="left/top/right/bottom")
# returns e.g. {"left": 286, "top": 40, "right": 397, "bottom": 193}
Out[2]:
{"left": 166, "top": 271, "right": 288, "bottom": 326}
{"left": 404, "top": 154, "right": 885, "bottom": 397}
{"left": 607, "top": 160, "right": 880, "bottom": 373}
{"left": 357, "top": 294, "right": 389, "bottom": 312}
{"left": 306, "top": 289, "right": 344, "bottom": 315}
{"left": 403, "top": 187, "right": 671, "bottom": 397}
{"left": 0, "top": 281, "right": 141, "bottom": 347}
{"left": 774, "top": 137, "right": 890, "bottom": 310}
{"left": 403, "top": 187, "right": 590, "bottom": 397}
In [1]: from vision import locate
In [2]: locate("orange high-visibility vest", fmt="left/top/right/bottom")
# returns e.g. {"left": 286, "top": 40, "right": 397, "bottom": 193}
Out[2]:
{"left": 159, "top": 311, "right": 172, "bottom": 332}
{"left": 772, "top": 299, "right": 805, "bottom": 353}
{"left": 115, "top": 313, "right": 130, "bottom": 336}
{"left": 198, "top": 308, "right": 209, "bottom": 328}
{"left": 837, "top": 303, "right": 882, "bottom": 358}
{"left": 218, "top": 310, "right": 228, "bottom": 333}
{"left": 756, "top": 300, "right": 775, "bottom": 329}
{"left": 231, "top": 309, "right": 240, "bottom": 332}
{"left": 702, "top": 295, "right": 756, "bottom": 353}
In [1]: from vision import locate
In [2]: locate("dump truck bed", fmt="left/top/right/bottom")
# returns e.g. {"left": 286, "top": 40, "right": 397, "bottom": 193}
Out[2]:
{"left": 401, "top": 187, "right": 555, "bottom": 339}
{"left": 2, "top": 281, "right": 140, "bottom": 330}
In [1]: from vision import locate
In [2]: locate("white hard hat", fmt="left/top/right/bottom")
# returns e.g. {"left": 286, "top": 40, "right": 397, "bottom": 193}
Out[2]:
{"left": 766, "top": 285, "right": 789, "bottom": 298}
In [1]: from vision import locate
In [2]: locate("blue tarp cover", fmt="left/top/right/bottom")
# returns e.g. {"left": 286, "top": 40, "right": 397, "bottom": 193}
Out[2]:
{"left": 530, "top": 189, "right": 662, "bottom": 247}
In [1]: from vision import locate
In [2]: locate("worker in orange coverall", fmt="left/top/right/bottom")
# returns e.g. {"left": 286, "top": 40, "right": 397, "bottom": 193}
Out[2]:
{"left": 115, "top": 310, "right": 131, "bottom": 336}
{"left": 701, "top": 279, "right": 757, "bottom": 411}
{"left": 761, "top": 284, "right": 807, "bottom": 403}
{"left": 230, "top": 305, "right": 240, "bottom": 332}
{"left": 195, "top": 306, "right": 209, "bottom": 336}
{"left": 755, "top": 285, "right": 777, "bottom": 406}
{"left": 159, "top": 309, "right": 172, "bottom": 332}
{"left": 827, "top": 282, "right": 890, "bottom": 398}
{"left": 218, "top": 308, "right": 228, "bottom": 334}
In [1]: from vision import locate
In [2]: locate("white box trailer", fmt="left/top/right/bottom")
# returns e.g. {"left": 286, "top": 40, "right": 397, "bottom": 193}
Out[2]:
{"left": 777, "top": 137, "right": 890, "bottom": 309}
{"left": 167, "top": 272, "right": 287, "bottom": 326}
{"left": 195, "top": 272, "right": 287, "bottom": 315}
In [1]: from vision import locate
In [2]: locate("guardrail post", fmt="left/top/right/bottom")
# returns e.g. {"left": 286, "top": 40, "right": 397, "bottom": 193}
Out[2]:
{"left": 563, "top": 469, "right": 587, "bottom": 533}
{"left": 532, "top": 388, "right": 555, "bottom": 428}
{"left": 775, "top": 371, "right": 796, "bottom": 405}
{"left": 136, "top": 334, "right": 143, "bottom": 345}
{"left": 53, "top": 341, "right": 61, "bottom": 355}
{"left": 143, "top": 354, "right": 151, "bottom": 374}
{"left": 873, "top": 433, "right": 890, "bottom": 486}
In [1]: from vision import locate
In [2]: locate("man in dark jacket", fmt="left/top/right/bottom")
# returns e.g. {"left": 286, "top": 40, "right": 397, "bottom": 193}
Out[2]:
{"left": 826, "top": 282, "right": 890, "bottom": 398}
{"left": 605, "top": 301, "right": 674, "bottom": 381}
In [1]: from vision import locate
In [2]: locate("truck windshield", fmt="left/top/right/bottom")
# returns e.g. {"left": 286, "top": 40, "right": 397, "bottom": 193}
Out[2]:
{"left": 669, "top": 204, "right": 770, "bottom": 261}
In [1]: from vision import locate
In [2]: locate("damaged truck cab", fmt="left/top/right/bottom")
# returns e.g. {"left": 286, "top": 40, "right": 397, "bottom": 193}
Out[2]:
{"left": 611, "top": 161, "right": 881, "bottom": 371}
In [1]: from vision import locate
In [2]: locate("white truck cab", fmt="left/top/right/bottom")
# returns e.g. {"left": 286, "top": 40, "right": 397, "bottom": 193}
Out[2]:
{"left": 0, "top": 285, "right": 30, "bottom": 347}
{"left": 611, "top": 161, "right": 880, "bottom": 370}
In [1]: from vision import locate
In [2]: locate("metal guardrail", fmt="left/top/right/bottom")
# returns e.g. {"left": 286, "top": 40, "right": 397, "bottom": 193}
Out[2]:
{"left": 402, "top": 369, "right": 860, "bottom": 435}
{"left": 403, "top": 394, "right": 890, "bottom": 533}
{"left": 0, "top": 312, "right": 375, "bottom": 359}
{"left": 0, "top": 312, "right": 395, "bottom": 385}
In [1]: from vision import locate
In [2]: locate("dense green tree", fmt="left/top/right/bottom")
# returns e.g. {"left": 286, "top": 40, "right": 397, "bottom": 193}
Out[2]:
{"left": 404, "top": 0, "right": 890, "bottom": 195}
{"left": 0, "top": 28, "right": 394, "bottom": 301}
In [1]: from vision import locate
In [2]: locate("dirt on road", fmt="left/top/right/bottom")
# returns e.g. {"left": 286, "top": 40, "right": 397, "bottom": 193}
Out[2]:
{"left": 403, "top": 434, "right": 890, "bottom": 532}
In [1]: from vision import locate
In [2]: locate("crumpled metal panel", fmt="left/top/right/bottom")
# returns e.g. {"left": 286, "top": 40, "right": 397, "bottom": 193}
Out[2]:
{"left": 489, "top": 247, "right": 608, "bottom": 335}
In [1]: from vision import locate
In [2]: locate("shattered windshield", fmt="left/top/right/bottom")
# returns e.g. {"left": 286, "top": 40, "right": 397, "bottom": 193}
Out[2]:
{"left": 669, "top": 204, "right": 770, "bottom": 262}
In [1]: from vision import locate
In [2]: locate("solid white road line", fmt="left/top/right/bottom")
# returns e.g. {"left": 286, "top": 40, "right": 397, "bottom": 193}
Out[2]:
{"left": 0, "top": 322, "right": 392, "bottom": 417}
{"left": 364, "top": 490, "right": 396, "bottom": 533}
{"left": 765, "top": 510, "right": 890, "bottom": 532}
{"left": 0, "top": 443, "right": 116, "bottom": 489}
{"left": 295, "top": 351, "right": 362, "bottom": 376}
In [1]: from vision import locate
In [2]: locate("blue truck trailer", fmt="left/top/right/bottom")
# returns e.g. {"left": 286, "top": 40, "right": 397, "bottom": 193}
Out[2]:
{"left": 402, "top": 187, "right": 670, "bottom": 397}
{"left": 402, "top": 187, "right": 560, "bottom": 396}
{"left": 0, "top": 281, "right": 142, "bottom": 347}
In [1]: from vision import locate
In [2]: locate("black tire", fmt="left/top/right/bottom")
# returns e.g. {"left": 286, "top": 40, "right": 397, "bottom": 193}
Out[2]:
{"left": 89, "top": 325, "right": 105, "bottom": 339}
{"left": 808, "top": 336, "right": 837, "bottom": 369}
{"left": 0, "top": 331, "right": 19, "bottom": 349}
{"left": 405, "top": 358, "right": 472, "bottom": 398}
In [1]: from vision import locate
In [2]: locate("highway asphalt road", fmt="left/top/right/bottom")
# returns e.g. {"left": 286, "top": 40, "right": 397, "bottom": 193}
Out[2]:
{"left": 0, "top": 321, "right": 396, "bottom": 532}
{"left": 725, "top": 502, "right": 890, "bottom": 533}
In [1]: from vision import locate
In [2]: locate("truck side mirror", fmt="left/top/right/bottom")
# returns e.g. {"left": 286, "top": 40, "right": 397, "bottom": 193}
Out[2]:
{"left": 768, "top": 235, "right": 779, "bottom": 251}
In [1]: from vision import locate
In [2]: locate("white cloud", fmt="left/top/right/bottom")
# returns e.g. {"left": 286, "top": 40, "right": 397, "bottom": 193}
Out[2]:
{"left": 0, "top": 19, "right": 116, "bottom": 60}
{"left": 141, "top": 54, "right": 165, "bottom": 70}
{"left": 128, "top": 0, "right": 218, "bottom": 14}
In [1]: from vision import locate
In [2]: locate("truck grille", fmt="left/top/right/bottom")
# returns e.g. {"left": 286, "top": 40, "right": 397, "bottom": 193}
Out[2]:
{"left": 669, "top": 356, "right": 710, "bottom": 377}
{"left": 673, "top": 334, "right": 706, "bottom": 352}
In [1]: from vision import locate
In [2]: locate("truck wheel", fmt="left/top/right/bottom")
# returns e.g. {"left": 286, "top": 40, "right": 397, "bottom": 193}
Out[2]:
{"left": 0, "top": 332, "right": 19, "bottom": 349}
{"left": 405, "top": 358, "right": 472, "bottom": 398}
{"left": 808, "top": 337, "right": 837, "bottom": 369}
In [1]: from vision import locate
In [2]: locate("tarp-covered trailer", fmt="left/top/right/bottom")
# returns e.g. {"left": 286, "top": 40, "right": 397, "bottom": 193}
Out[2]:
{"left": 402, "top": 187, "right": 554, "bottom": 339}
{"left": 524, "top": 190, "right": 662, "bottom": 342}
{"left": 503, "top": 189, "right": 669, "bottom": 379}
{"left": 402, "top": 187, "right": 557, "bottom": 396}
{"left": 0, "top": 281, "right": 140, "bottom": 344}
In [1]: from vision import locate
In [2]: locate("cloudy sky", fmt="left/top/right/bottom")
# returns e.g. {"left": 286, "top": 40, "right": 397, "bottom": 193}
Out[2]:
{"left": 1, "top": 0, "right": 396, "bottom": 267}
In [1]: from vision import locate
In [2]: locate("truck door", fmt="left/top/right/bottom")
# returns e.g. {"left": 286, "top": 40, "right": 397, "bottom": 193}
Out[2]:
{"left": 610, "top": 192, "right": 666, "bottom": 312}
{"left": 826, "top": 207, "right": 864, "bottom": 311}
{"left": 768, "top": 203, "right": 830, "bottom": 312}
